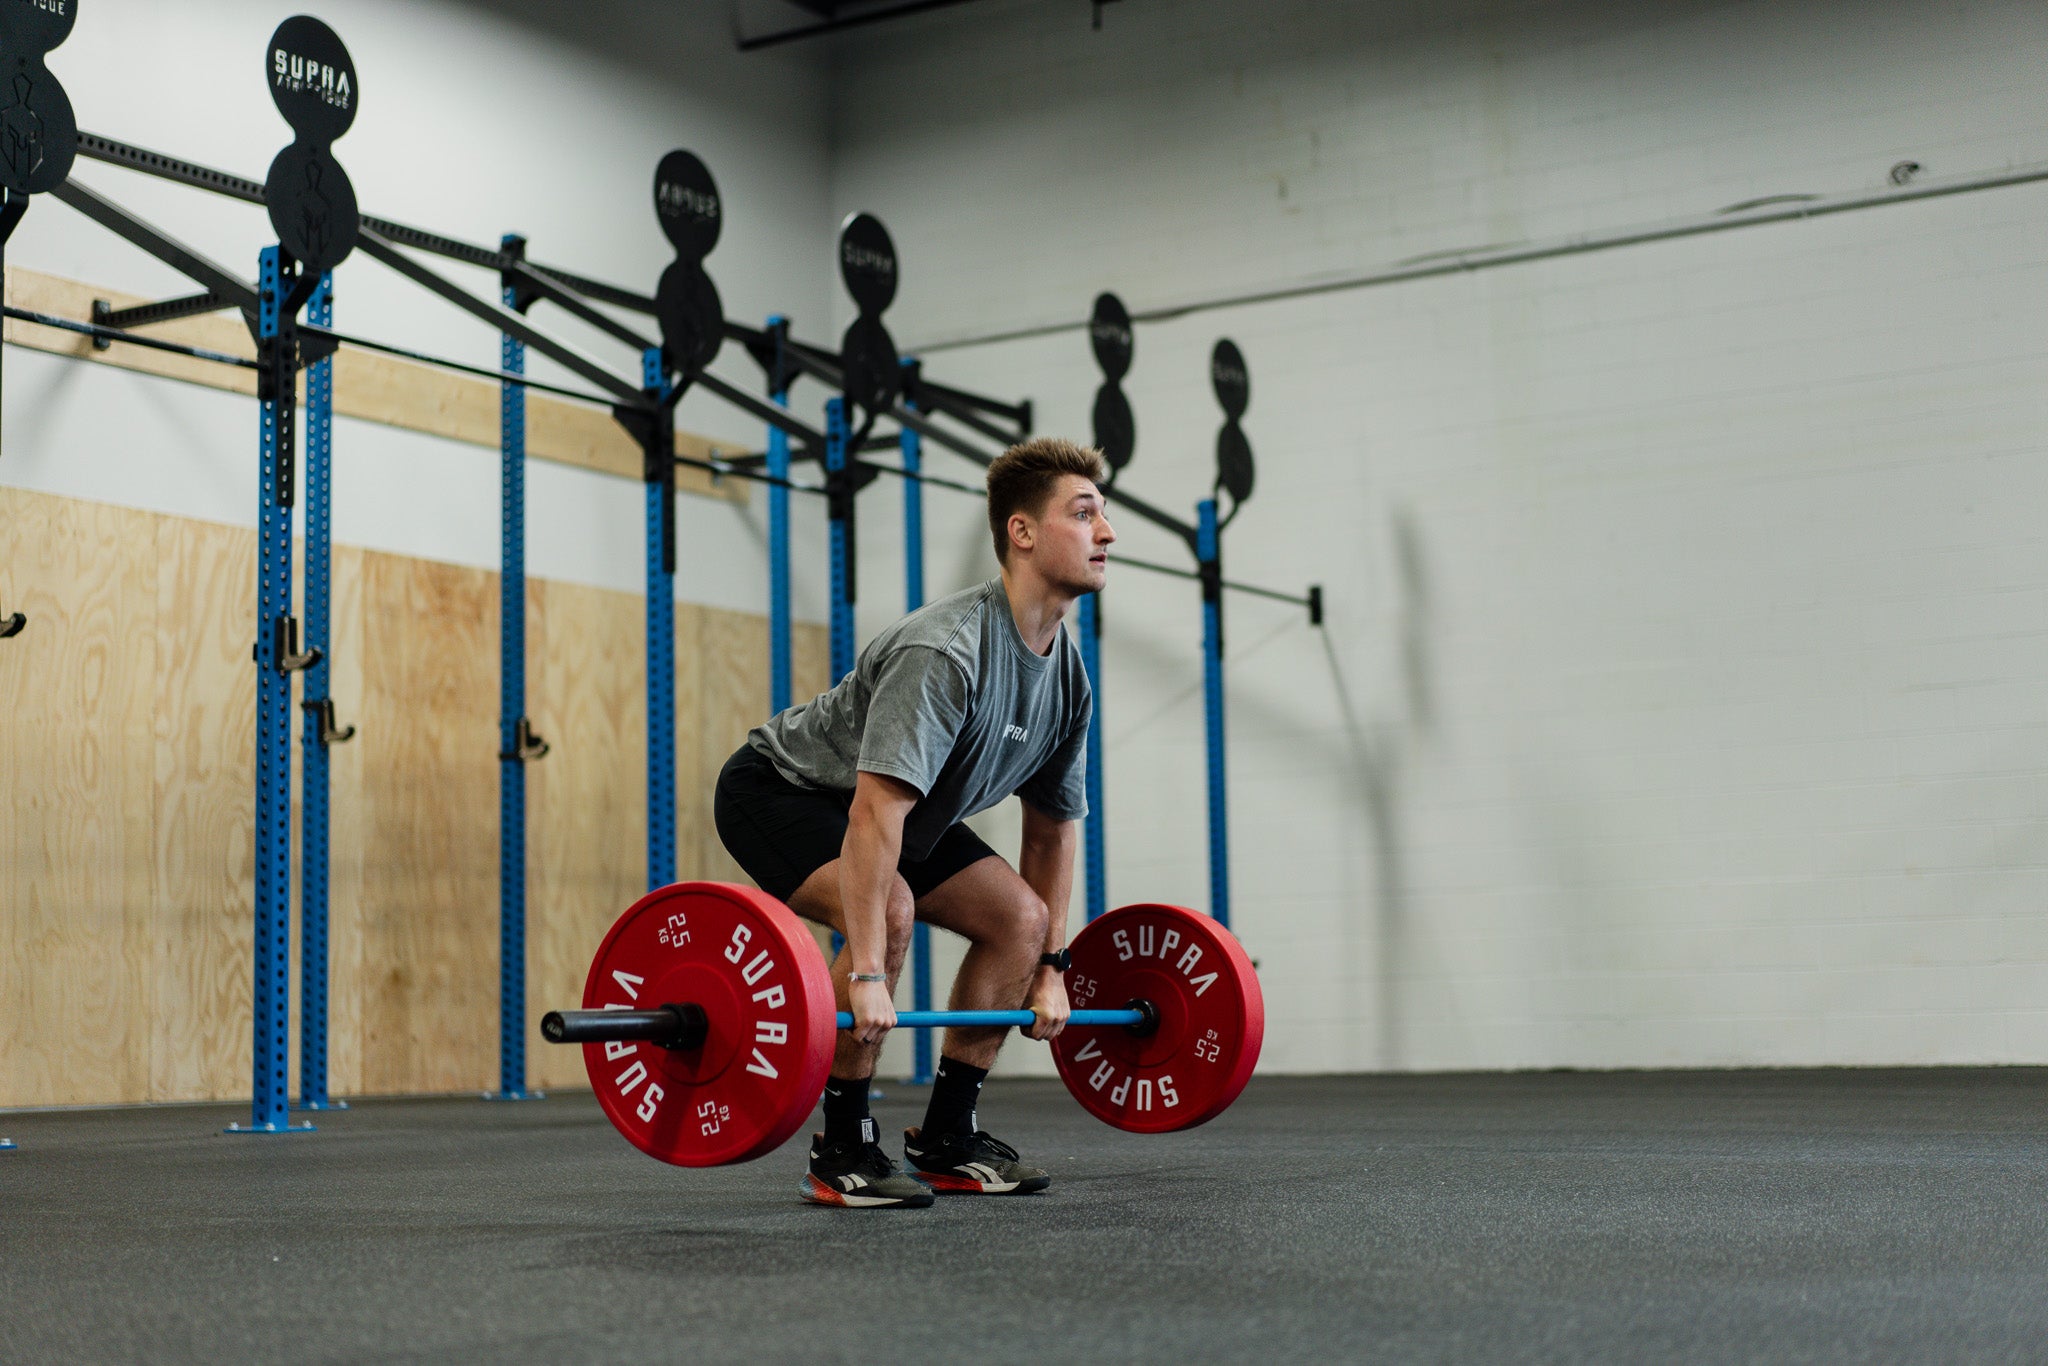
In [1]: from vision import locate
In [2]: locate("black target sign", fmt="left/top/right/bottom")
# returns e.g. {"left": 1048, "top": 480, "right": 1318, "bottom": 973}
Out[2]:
{"left": 262, "top": 15, "right": 359, "bottom": 275}
{"left": 0, "top": 0, "right": 79, "bottom": 196}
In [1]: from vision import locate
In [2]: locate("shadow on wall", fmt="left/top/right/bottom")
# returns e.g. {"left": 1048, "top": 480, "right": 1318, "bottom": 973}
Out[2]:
{"left": 1320, "top": 506, "right": 1435, "bottom": 1071}
{"left": 1066, "top": 501, "right": 1439, "bottom": 1073}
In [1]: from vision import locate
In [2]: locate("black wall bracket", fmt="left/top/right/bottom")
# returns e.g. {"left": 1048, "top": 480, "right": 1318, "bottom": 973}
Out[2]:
{"left": 255, "top": 615, "right": 321, "bottom": 673}
{"left": 301, "top": 697, "right": 356, "bottom": 746}
{"left": 498, "top": 716, "right": 550, "bottom": 763}
{"left": 91, "top": 290, "right": 237, "bottom": 342}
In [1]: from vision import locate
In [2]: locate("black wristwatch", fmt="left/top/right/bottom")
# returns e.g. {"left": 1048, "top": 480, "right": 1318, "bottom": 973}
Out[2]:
{"left": 1038, "top": 948, "right": 1071, "bottom": 972}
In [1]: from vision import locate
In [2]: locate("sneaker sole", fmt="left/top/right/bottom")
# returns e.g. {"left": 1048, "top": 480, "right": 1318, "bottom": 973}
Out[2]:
{"left": 800, "top": 1173, "right": 934, "bottom": 1208}
{"left": 914, "top": 1169, "right": 1052, "bottom": 1196}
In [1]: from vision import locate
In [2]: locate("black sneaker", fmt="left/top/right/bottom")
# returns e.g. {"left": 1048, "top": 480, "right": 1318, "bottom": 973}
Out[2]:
{"left": 903, "top": 1127, "right": 1051, "bottom": 1195}
{"left": 801, "top": 1123, "right": 934, "bottom": 1208}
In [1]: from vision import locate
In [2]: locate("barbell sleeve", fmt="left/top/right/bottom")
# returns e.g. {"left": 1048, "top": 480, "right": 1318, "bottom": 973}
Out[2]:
{"left": 541, "top": 1005, "right": 707, "bottom": 1050}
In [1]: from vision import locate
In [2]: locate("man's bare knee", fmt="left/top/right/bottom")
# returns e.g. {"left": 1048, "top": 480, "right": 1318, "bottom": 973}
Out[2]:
{"left": 884, "top": 881, "right": 914, "bottom": 971}
{"left": 1018, "top": 891, "right": 1050, "bottom": 950}
{"left": 964, "top": 884, "right": 1046, "bottom": 953}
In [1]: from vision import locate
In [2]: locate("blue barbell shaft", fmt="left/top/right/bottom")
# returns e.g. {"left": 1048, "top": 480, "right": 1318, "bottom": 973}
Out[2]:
{"left": 838, "top": 1009, "right": 1144, "bottom": 1029}
{"left": 540, "top": 1004, "right": 1152, "bottom": 1050}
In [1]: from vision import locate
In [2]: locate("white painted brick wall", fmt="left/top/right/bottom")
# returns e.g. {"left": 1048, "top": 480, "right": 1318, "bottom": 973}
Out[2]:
{"left": 829, "top": 0, "right": 2048, "bottom": 1074}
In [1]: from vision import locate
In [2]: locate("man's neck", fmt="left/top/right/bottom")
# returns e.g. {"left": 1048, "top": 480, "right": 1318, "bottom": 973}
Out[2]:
{"left": 998, "top": 565, "right": 1073, "bottom": 656}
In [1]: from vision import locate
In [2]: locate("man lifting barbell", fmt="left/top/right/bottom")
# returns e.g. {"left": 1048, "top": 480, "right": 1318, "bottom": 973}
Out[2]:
{"left": 713, "top": 436, "right": 1114, "bottom": 1208}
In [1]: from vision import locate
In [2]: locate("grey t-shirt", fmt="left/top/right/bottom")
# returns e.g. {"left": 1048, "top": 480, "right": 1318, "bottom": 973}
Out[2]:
{"left": 747, "top": 579, "right": 1092, "bottom": 860}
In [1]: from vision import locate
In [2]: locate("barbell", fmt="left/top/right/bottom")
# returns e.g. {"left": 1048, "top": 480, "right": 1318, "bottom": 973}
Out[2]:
{"left": 542, "top": 881, "right": 1265, "bottom": 1167}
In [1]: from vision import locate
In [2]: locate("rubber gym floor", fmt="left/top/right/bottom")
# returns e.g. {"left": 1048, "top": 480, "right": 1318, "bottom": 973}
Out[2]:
{"left": 3, "top": 1069, "right": 2042, "bottom": 1364}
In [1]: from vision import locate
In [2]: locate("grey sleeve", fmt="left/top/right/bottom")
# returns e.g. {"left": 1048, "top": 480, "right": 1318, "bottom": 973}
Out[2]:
{"left": 856, "top": 645, "right": 972, "bottom": 796}
{"left": 1016, "top": 698, "right": 1091, "bottom": 821}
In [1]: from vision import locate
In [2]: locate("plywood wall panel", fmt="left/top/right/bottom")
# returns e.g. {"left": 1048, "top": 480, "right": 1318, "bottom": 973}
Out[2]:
{"left": 672, "top": 600, "right": 707, "bottom": 881}
{"left": 2, "top": 488, "right": 799, "bottom": 1106}
{"left": 314, "top": 544, "right": 369, "bottom": 1098}
{"left": 147, "top": 516, "right": 260, "bottom": 1103}
{"left": 791, "top": 624, "right": 832, "bottom": 714}
{"left": 355, "top": 552, "right": 500, "bottom": 1095}
{"left": 0, "top": 490, "right": 159, "bottom": 1107}
{"left": 692, "top": 607, "right": 770, "bottom": 885}
{"left": 526, "top": 578, "right": 648, "bottom": 1093}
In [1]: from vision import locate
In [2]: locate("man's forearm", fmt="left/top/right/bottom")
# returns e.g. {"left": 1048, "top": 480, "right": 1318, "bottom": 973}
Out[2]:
{"left": 838, "top": 804, "right": 903, "bottom": 975}
{"left": 1018, "top": 823, "right": 1078, "bottom": 955}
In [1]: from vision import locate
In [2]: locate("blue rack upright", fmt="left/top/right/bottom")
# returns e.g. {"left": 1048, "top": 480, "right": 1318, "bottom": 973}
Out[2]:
{"left": 297, "top": 270, "right": 347, "bottom": 1112}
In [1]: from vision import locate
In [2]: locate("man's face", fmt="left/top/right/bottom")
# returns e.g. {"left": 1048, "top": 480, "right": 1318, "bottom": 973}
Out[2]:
{"left": 1016, "top": 474, "right": 1116, "bottom": 594}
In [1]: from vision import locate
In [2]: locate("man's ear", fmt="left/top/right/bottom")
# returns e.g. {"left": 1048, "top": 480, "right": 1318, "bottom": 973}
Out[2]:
{"left": 1008, "top": 511, "right": 1034, "bottom": 557}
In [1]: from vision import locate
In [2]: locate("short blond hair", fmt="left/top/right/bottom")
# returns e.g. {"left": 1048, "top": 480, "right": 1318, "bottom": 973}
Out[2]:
{"left": 985, "top": 437, "right": 1108, "bottom": 564}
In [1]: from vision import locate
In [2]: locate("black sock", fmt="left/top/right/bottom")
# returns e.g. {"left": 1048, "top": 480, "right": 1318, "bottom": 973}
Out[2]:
{"left": 921, "top": 1057, "right": 989, "bottom": 1139}
{"left": 822, "top": 1075, "right": 874, "bottom": 1147}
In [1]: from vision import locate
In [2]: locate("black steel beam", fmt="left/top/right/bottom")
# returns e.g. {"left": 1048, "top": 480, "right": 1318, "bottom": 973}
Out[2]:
{"left": 910, "top": 373, "right": 1030, "bottom": 429}
{"left": 355, "top": 227, "right": 649, "bottom": 408}
{"left": 913, "top": 385, "right": 1022, "bottom": 448}
{"left": 737, "top": 0, "right": 983, "bottom": 51}
{"left": 504, "top": 259, "right": 657, "bottom": 352}
{"left": 95, "top": 290, "right": 235, "bottom": 331}
{"left": 75, "top": 132, "right": 657, "bottom": 315}
{"left": 690, "top": 369, "right": 827, "bottom": 449}
{"left": 888, "top": 400, "right": 1199, "bottom": 548}
{"left": 51, "top": 179, "right": 260, "bottom": 317}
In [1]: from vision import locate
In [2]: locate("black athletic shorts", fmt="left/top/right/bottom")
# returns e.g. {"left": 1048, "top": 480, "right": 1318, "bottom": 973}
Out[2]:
{"left": 713, "top": 742, "right": 999, "bottom": 905}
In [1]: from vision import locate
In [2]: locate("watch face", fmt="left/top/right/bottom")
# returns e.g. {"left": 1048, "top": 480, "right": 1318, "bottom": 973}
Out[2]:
{"left": 1044, "top": 950, "right": 1072, "bottom": 972}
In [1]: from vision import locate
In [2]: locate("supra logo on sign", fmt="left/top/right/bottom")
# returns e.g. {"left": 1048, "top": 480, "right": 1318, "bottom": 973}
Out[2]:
{"left": 273, "top": 48, "right": 352, "bottom": 108}
{"left": 659, "top": 181, "right": 718, "bottom": 221}
{"left": 1090, "top": 320, "right": 1130, "bottom": 349}
{"left": 840, "top": 241, "right": 894, "bottom": 276}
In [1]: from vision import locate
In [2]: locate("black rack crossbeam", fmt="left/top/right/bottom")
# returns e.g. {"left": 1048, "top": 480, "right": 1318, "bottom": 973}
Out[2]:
{"left": 52, "top": 179, "right": 260, "bottom": 317}
{"left": 682, "top": 452, "right": 825, "bottom": 496}
{"left": 95, "top": 290, "right": 236, "bottom": 331}
{"left": 775, "top": 339, "right": 844, "bottom": 390}
{"left": 856, "top": 455, "right": 1315, "bottom": 618}
{"left": 888, "top": 399, "right": 1200, "bottom": 548}
{"left": 355, "top": 227, "right": 649, "bottom": 409}
{"left": 526, "top": 266, "right": 655, "bottom": 316}
{"left": 1112, "top": 553, "right": 1322, "bottom": 617}
{"left": 910, "top": 373, "right": 1030, "bottom": 431}
{"left": 725, "top": 319, "right": 837, "bottom": 370}
{"left": 857, "top": 457, "right": 982, "bottom": 499}
{"left": 294, "top": 324, "right": 623, "bottom": 407}
{"left": 77, "top": 131, "right": 265, "bottom": 202}
{"left": 1095, "top": 478, "right": 1199, "bottom": 550}
{"left": 724, "top": 319, "right": 1027, "bottom": 439}
{"left": 692, "top": 369, "right": 827, "bottom": 449}
{"left": 75, "top": 132, "right": 656, "bottom": 317}
{"left": 913, "top": 387, "right": 1022, "bottom": 448}
{"left": 504, "top": 260, "right": 655, "bottom": 352}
